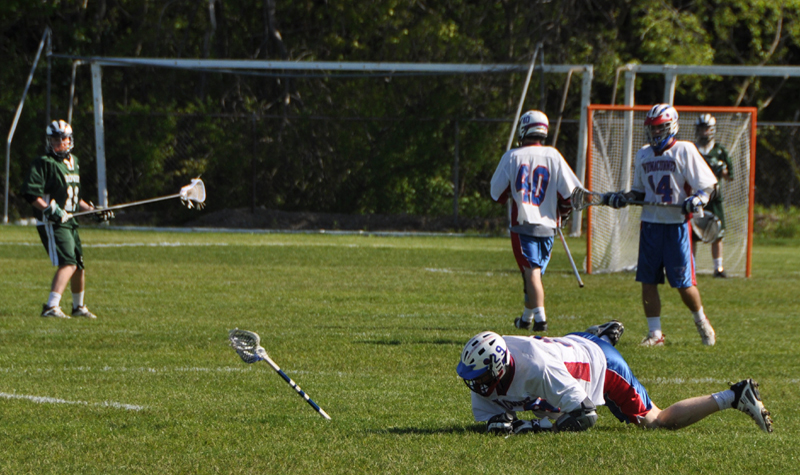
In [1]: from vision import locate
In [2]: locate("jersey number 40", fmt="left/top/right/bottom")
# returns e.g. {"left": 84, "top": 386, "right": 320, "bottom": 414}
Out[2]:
{"left": 515, "top": 165, "right": 550, "bottom": 206}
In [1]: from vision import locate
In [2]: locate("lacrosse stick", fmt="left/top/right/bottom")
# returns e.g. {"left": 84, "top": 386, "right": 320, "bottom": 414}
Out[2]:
{"left": 691, "top": 211, "right": 722, "bottom": 243}
{"left": 571, "top": 187, "right": 703, "bottom": 217}
{"left": 72, "top": 178, "right": 206, "bottom": 217}
{"left": 557, "top": 223, "right": 584, "bottom": 288}
{"left": 228, "top": 329, "right": 331, "bottom": 421}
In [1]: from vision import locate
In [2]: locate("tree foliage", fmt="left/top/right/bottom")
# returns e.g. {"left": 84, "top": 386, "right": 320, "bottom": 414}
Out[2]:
{"left": 3, "top": 0, "right": 800, "bottom": 221}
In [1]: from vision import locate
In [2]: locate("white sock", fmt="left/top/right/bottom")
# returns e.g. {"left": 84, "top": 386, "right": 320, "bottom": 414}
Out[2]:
{"left": 647, "top": 316, "right": 662, "bottom": 337}
{"left": 533, "top": 307, "right": 546, "bottom": 323}
{"left": 521, "top": 307, "right": 535, "bottom": 323}
{"left": 73, "top": 291, "right": 85, "bottom": 309}
{"left": 713, "top": 258, "right": 723, "bottom": 271}
{"left": 47, "top": 292, "right": 62, "bottom": 308}
{"left": 692, "top": 307, "right": 707, "bottom": 324}
{"left": 712, "top": 389, "right": 735, "bottom": 410}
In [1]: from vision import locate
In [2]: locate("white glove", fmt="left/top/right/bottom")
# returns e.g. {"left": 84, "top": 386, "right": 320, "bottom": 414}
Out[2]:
{"left": 43, "top": 200, "right": 72, "bottom": 223}
{"left": 682, "top": 192, "right": 707, "bottom": 214}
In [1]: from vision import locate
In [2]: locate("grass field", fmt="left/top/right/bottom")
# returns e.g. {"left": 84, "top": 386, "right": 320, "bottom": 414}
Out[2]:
{"left": 1, "top": 225, "right": 798, "bottom": 474}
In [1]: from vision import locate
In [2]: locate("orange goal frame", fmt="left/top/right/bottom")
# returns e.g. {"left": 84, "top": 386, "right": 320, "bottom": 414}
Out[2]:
{"left": 585, "top": 104, "right": 757, "bottom": 277}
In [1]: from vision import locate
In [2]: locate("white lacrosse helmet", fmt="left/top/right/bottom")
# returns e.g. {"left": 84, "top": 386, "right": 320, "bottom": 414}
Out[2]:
{"left": 45, "top": 120, "right": 74, "bottom": 158}
{"left": 695, "top": 113, "right": 716, "bottom": 144}
{"left": 644, "top": 104, "right": 679, "bottom": 152}
{"left": 456, "top": 331, "right": 509, "bottom": 396}
{"left": 517, "top": 110, "right": 549, "bottom": 143}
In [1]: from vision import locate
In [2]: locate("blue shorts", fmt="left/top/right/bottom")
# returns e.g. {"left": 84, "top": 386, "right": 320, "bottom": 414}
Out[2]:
{"left": 636, "top": 221, "right": 696, "bottom": 288}
{"left": 572, "top": 333, "right": 653, "bottom": 425}
{"left": 511, "top": 233, "right": 554, "bottom": 276}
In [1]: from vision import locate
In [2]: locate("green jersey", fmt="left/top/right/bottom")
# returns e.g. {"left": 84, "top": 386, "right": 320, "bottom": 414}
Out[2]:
{"left": 697, "top": 142, "right": 732, "bottom": 202}
{"left": 22, "top": 153, "right": 82, "bottom": 226}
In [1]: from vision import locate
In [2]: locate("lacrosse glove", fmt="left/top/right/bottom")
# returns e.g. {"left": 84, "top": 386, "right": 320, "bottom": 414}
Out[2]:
{"left": 603, "top": 192, "right": 629, "bottom": 209}
{"left": 43, "top": 200, "right": 72, "bottom": 223}
{"left": 558, "top": 196, "right": 573, "bottom": 218}
{"left": 486, "top": 413, "right": 517, "bottom": 435}
{"left": 511, "top": 418, "right": 554, "bottom": 434}
{"left": 682, "top": 191, "right": 708, "bottom": 214}
{"left": 89, "top": 202, "right": 115, "bottom": 222}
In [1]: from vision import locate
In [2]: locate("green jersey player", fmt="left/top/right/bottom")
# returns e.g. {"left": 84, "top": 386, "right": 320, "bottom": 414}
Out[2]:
{"left": 693, "top": 114, "right": 733, "bottom": 277}
{"left": 22, "top": 120, "right": 113, "bottom": 319}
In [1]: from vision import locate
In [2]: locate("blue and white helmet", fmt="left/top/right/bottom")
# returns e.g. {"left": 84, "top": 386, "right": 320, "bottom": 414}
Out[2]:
{"left": 456, "top": 331, "right": 509, "bottom": 396}
{"left": 644, "top": 104, "right": 679, "bottom": 152}
{"left": 517, "top": 110, "right": 549, "bottom": 143}
{"left": 45, "top": 120, "right": 74, "bottom": 158}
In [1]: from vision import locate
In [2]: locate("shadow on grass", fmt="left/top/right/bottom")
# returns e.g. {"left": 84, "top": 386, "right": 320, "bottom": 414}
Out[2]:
{"left": 369, "top": 424, "right": 485, "bottom": 435}
{"left": 357, "top": 338, "right": 463, "bottom": 346}
{"left": 371, "top": 423, "right": 632, "bottom": 436}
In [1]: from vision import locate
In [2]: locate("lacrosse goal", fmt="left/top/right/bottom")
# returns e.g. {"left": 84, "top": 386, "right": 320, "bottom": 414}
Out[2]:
{"left": 585, "top": 105, "right": 756, "bottom": 277}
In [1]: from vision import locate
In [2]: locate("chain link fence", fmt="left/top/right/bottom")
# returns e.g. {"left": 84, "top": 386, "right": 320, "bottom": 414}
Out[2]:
{"left": 4, "top": 106, "right": 799, "bottom": 226}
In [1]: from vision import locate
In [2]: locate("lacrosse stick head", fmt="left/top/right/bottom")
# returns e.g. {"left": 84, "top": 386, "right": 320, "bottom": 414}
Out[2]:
{"left": 180, "top": 178, "right": 206, "bottom": 209}
{"left": 229, "top": 328, "right": 265, "bottom": 364}
{"left": 571, "top": 187, "right": 604, "bottom": 211}
{"left": 692, "top": 211, "right": 722, "bottom": 244}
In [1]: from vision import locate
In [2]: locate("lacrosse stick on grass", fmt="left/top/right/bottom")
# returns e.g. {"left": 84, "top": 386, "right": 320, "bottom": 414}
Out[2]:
{"left": 228, "top": 329, "right": 331, "bottom": 421}
{"left": 72, "top": 178, "right": 206, "bottom": 218}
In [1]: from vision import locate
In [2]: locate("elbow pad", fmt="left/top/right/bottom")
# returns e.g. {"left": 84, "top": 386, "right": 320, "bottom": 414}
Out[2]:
{"left": 555, "top": 399, "right": 598, "bottom": 432}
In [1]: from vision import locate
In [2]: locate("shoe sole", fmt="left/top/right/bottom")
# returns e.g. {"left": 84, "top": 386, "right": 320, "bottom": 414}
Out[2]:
{"left": 41, "top": 313, "right": 70, "bottom": 319}
{"left": 738, "top": 381, "right": 773, "bottom": 433}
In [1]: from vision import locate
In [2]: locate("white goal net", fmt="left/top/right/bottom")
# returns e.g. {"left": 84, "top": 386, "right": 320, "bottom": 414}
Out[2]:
{"left": 586, "top": 105, "right": 755, "bottom": 277}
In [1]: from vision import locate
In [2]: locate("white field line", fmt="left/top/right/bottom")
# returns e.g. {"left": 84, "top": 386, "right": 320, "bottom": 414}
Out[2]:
{"left": 639, "top": 377, "right": 800, "bottom": 385}
{"left": 0, "top": 392, "right": 145, "bottom": 411}
{"left": 0, "top": 365, "right": 353, "bottom": 377}
{"left": 425, "top": 267, "right": 499, "bottom": 276}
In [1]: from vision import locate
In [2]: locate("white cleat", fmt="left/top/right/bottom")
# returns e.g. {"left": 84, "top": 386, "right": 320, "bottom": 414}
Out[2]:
{"left": 639, "top": 332, "right": 665, "bottom": 347}
{"left": 72, "top": 305, "right": 97, "bottom": 319}
{"left": 731, "top": 379, "right": 773, "bottom": 433}
{"left": 695, "top": 319, "right": 716, "bottom": 346}
{"left": 41, "top": 304, "right": 69, "bottom": 319}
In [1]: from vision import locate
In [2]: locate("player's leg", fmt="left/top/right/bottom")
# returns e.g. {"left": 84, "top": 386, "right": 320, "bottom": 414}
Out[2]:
{"left": 641, "top": 396, "right": 720, "bottom": 430}
{"left": 512, "top": 233, "right": 553, "bottom": 331}
{"left": 37, "top": 223, "right": 77, "bottom": 318}
{"left": 636, "top": 223, "right": 666, "bottom": 346}
{"left": 665, "top": 222, "right": 715, "bottom": 345}
{"left": 643, "top": 380, "right": 772, "bottom": 432}
{"left": 709, "top": 200, "right": 727, "bottom": 277}
{"left": 68, "top": 230, "right": 96, "bottom": 318}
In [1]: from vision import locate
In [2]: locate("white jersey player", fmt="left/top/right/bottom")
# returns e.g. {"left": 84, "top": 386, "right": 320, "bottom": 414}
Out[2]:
{"left": 603, "top": 104, "right": 718, "bottom": 347}
{"left": 456, "top": 325, "right": 773, "bottom": 435}
{"left": 490, "top": 110, "right": 582, "bottom": 332}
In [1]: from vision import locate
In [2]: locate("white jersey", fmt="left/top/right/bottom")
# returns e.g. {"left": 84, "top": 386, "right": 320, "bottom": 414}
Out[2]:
{"left": 469, "top": 335, "right": 607, "bottom": 422}
{"left": 490, "top": 145, "right": 581, "bottom": 236}
{"left": 631, "top": 141, "right": 717, "bottom": 224}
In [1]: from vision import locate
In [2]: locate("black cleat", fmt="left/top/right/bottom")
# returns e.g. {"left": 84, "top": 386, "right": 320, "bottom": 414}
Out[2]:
{"left": 586, "top": 320, "right": 625, "bottom": 346}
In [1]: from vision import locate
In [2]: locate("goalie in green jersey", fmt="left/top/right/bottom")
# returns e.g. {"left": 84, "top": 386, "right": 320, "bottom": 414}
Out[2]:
{"left": 22, "top": 120, "right": 114, "bottom": 319}
{"left": 693, "top": 114, "right": 733, "bottom": 278}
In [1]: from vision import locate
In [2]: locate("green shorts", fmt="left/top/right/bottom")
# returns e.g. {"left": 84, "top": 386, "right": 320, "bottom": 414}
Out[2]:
{"left": 36, "top": 223, "right": 84, "bottom": 269}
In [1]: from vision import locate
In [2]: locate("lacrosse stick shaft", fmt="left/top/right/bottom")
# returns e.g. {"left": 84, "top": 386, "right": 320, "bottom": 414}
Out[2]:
{"left": 557, "top": 227, "right": 584, "bottom": 288}
{"left": 625, "top": 200, "right": 703, "bottom": 217}
{"left": 72, "top": 193, "right": 180, "bottom": 217}
{"left": 258, "top": 350, "right": 331, "bottom": 421}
